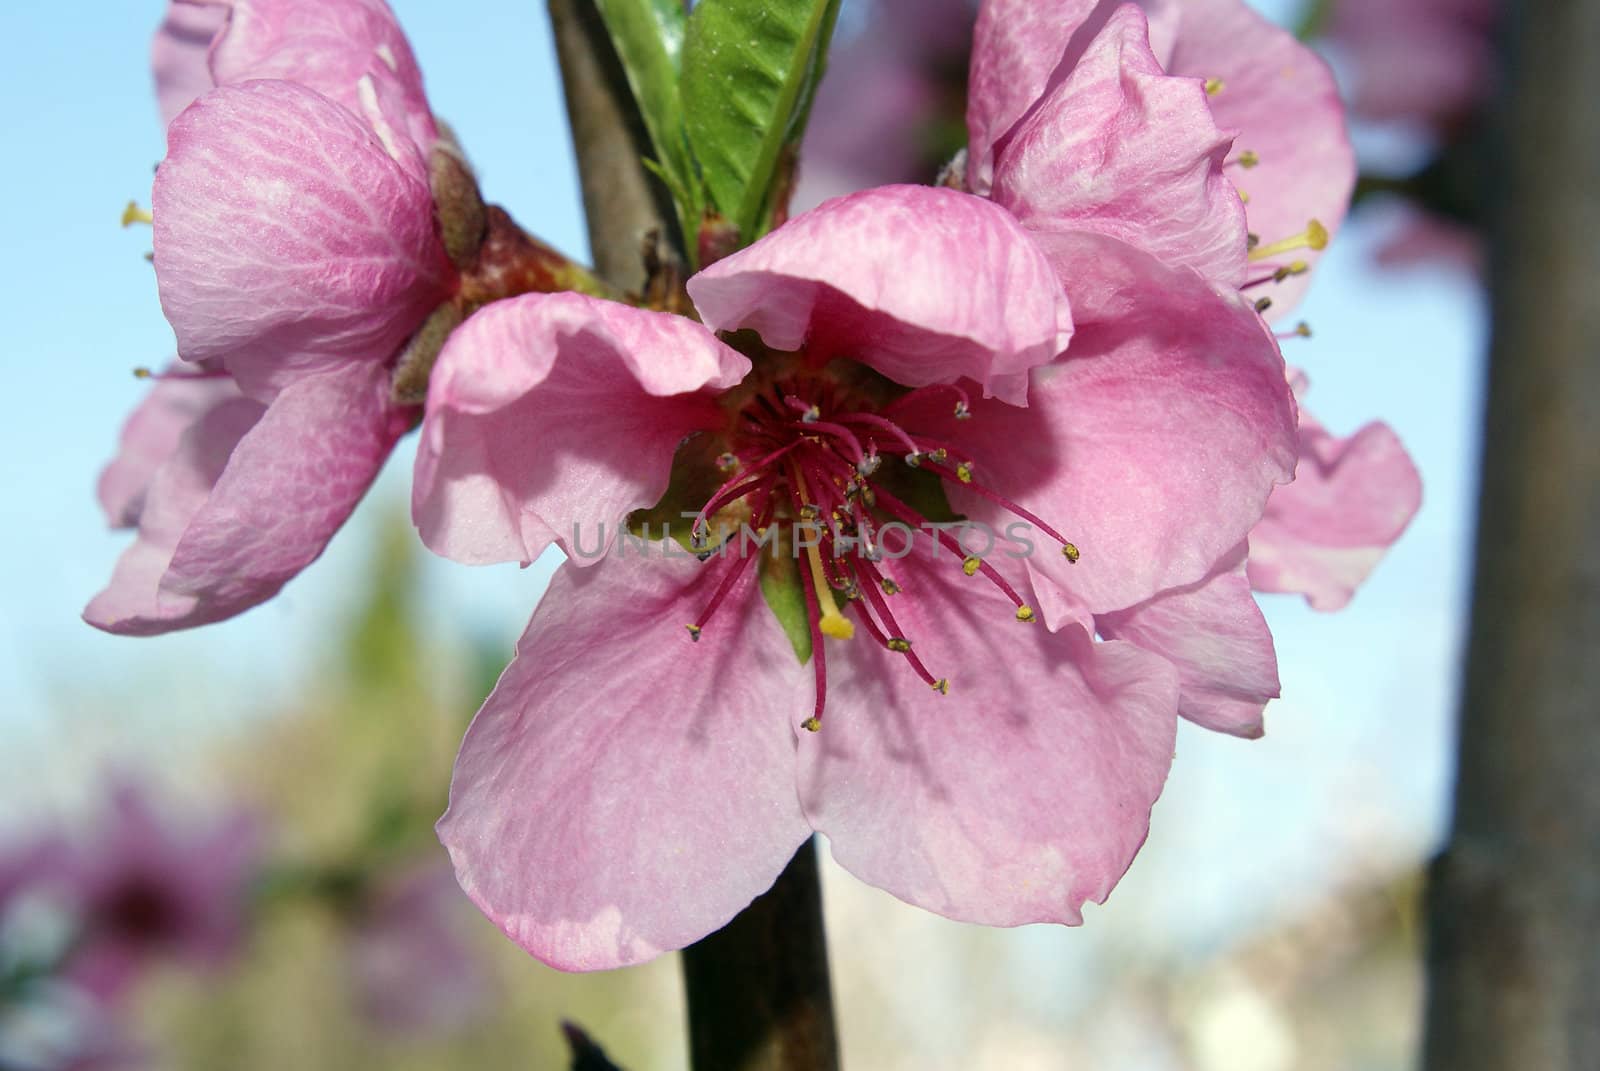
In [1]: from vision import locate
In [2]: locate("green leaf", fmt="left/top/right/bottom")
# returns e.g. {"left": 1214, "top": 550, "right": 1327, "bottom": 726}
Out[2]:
{"left": 592, "top": 0, "right": 700, "bottom": 226}
{"left": 759, "top": 552, "right": 813, "bottom": 664}
{"left": 680, "top": 0, "right": 842, "bottom": 240}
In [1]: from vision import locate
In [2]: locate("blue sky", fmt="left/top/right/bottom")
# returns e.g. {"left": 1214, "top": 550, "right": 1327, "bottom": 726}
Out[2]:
{"left": 0, "top": 0, "right": 1482, "bottom": 966}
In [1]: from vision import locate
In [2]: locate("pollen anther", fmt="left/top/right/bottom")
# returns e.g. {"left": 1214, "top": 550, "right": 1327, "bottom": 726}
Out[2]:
{"left": 962, "top": 556, "right": 982, "bottom": 577}
{"left": 1062, "top": 543, "right": 1081, "bottom": 563}
{"left": 887, "top": 637, "right": 912, "bottom": 652}
{"left": 1015, "top": 606, "right": 1036, "bottom": 623}
{"left": 685, "top": 623, "right": 702, "bottom": 641}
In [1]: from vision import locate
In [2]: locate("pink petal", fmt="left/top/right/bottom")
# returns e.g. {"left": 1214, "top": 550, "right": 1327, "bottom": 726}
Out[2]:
{"left": 153, "top": 79, "right": 452, "bottom": 400}
{"left": 798, "top": 560, "right": 1178, "bottom": 925}
{"left": 1248, "top": 396, "right": 1421, "bottom": 611}
{"left": 687, "top": 185, "right": 1072, "bottom": 405}
{"left": 412, "top": 293, "right": 751, "bottom": 566}
{"left": 85, "top": 363, "right": 406, "bottom": 635}
{"left": 437, "top": 551, "right": 812, "bottom": 971}
{"left": 84, "top": 394, "right": 266, "bottom": 635}
{"left": 940, "top": 233, "right": 1296, "bottom": 617}
{"left": 152, "top": 1, "right": 226, "bottom": 128}
{"left": 1097, "top": 547, "right": 1278, "bottom": 738}
{"left": 1163, "top": 0, "right": 1354, "bottom": 317}
{"left": 97, "top": 369, "right": 242, "bottom": 529}
{"left": 992, "top": 4, "right": 1247, "bottom": 287}
{"left": 209, "top": 0, "right": 438, "bottom": 164}
{"left": 966, "top": 0, "right": 1099, "bottom": 193}
{"left": 967, "top": 0, "right": 1186, "bottom": 192}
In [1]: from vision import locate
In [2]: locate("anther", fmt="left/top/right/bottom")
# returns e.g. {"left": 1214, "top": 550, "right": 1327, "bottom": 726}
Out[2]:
{"left": 132, "top": 367, "right": 153, "bottom": 379}
{"left": 955, "top": 462, "right": 974, "bottom": 484}
{"left": 953, "top": 401, "right": 971, "bottom": 420}
{"left": 962, "top": 556, "right": 982, "bottom": 577}
{"left": 1062, "top": 543, "right": 1081, "bottom": 563}
{"left": 799, "top": 503, "right": 821, "bottom": 521}
{"left": 1236, "top": 150, "right": 1260, "bottom": 169}
{"left": 857, "top": 453, "right": 882, "bottom": 477}
{"left": 1276, "top": 321, "right": 1313, "bottom": 340}
{"left": 716, "top": 452, "right": 738, "bottom": 472}
{"left": 881, "top": 578, "right": 901, "bottom": 595}
{"left": 1246, "top": 233, "right": 1261, "bottom": 250}
{"left": 1015, "top": 606, "right": 1036, "bottom": 623}
{"left": 1204, "top": 77, "right": 1225, "bottom": 96}
{"left": 931, "top": 679, "right": 950, "bottom": 695}
{"left": 1254, "top": 296, "right": 1273, "bottom": 314}
{"left": 887, "top": 637, "right": 912, "bottom": 653}
{"left": 685, "top": 624, "right": 702, "bottom": 642}
{"left": 121, "top": 201, "right": 152, "bottom": 228}
{"left": 1239, "top": 190, "right": 1251, "bottom": 204}
{"left": 802, "top": 717, "right": 822, "bottom": 733}
{"left": 1273, "top": 260, "right": 1309, "bottom": 283}
{"left": 904, "top": 452, "right": 922, "bottom": 468}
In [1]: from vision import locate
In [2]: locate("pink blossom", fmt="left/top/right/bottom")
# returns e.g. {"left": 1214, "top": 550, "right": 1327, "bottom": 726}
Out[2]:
{"left": 343, "top": 863, "right": 490, "bottom": 1033}
{"left": 91, "top": 0, "right": 503, "bottom": 635}
{"left": 963, "top": 1, "right": 1416, "bottom": 624}
{"left": 417, "top": 183, "right": 1297, "bottom": 968}
{"left": 1325, "top": 0, "right": 1498, "bottom": 131}
{"left": 37, "top": 782, "right": 261, "bottom": 1004}
{"left": 794, "top": 0, "right": 977, "bottom": 208}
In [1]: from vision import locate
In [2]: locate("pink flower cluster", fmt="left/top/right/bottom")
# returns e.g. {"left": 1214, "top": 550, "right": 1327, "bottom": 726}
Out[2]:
{"left": 89, "top": 0, "right": 1421, "bottom": 971}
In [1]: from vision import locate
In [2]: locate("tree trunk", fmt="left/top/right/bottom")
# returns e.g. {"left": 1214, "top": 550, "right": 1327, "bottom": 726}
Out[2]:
{"left": 1422, "top": 1, "right": 1600, "bottom": 1067}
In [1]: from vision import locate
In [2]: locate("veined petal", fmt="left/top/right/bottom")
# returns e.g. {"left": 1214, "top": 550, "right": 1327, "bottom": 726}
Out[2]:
{"left": 412, "top": 293, "right": 751, "bottom": 566}
{"left": 993, "top": 4, "right": 1247, "bottom": 287}
{"left": 85, "top": 394, "right": 267, "bottom": 635}
{"left": 154, "top": 79, "right": 452, "bottom": 400}
{"left": 1163, "top": 0, "right": 1354, "bottom": 318}
{"left": 85, "top": 363, "right": 405, "bottom": 636}
{"left": 942, "top": 233, "right": 1296, "bottom": 617}
{"left": 97, "top": 369, "right": 242, "bottom": 529}
{"left": 1248, "top": 393, "right": 1421, "bottom": 611}
{"left": 209, "top": 0, "right": 438, "bottom": 165}
{"left": 153, "top": 1, "right": 226, "bottom": 129}
{"left": 689, "top": 186, "right": 1072, "bottom": 405}
{"left": 967, "top": 0, "right": 1183, "bottom": 192}
{"left": 1098, "top": 546, "right": 1278, "bottom": 738}
{"left": 799, "top": 559, "right": 1178, "bottom": 926}
{"left": 438, "top": 551, "right": 811, "bottom": 971}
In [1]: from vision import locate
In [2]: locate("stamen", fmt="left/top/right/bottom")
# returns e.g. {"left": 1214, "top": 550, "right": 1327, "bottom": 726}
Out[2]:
{"left": 1254, "top": 297, "right": 1273, "bottom": 314}
{"left": 1204, "top": 77, "right": 1225, "bottom": 96}
{"left": 837, "top": 411, "right": 922, "bottom": 458}
{"left": 1276, "top": 321, "right": 1313, "bottom": 340}
{"left": 886, "top": 638, "right": 912, "bottom": 653}
{"left": 962, "top": 556, "right": 982, "bottom": 577}
{"left": 121, "top": 201, "right": 152, "bottom": 227}
{"left": 1230, "top": 150, "right": 1260, "bottom": 169}
{"left": 795, "top": 532, "right": 832, "bottom": 732}
{"left": 1248, "top": 220, "right": 1329, "bottom": 263}
{"left": 784, "top": 396, "right": 822, "bottom": 423}
{"left": 1015, "top": 606, "right": 1036, "bottom": 623}
{"left": 921, "top": 459, "right": 1078, "bottom": 550}
{"left": 1062, "top": 542, "right": 1081, "bottom": 563}
{"left": 792, "top": 465, "right": 854, "bottom": 641}
{"left": 854, "top": 559, "right": 945, "bottom": 688}
{"left": 131, "top": 366, "right": 230, "bottom": 382}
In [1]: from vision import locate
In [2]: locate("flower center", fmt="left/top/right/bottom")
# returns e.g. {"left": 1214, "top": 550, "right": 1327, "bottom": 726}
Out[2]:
{"left": 674, "top": 361, "right": 1079, "bottom": 732}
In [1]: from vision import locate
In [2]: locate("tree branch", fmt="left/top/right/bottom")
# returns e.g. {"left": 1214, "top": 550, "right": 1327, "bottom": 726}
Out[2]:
{"left": 681, "top": 840, "right": 840, "bottom": 1071}
{"left": 547, "top": 0, "right": 683, "bottom": 291}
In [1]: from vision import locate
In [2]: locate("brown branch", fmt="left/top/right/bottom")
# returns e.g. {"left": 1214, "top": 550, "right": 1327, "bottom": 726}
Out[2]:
{"left": 547, "top": 0, "right": 683, "bottom": 291}
{"left": 1422, "top": 1, "right": 1600, "bottom": 1067}
{"left": 544, "top": 6, "right": 837, "bottom": 1067}
{"left": 681, "top": 840, "right": 840, "bottom": 1071}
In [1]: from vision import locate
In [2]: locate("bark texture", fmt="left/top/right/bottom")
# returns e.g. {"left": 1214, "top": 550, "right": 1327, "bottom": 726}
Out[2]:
{"left": 1423, "top": 2, "right": 1600, "bottom": 1067}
